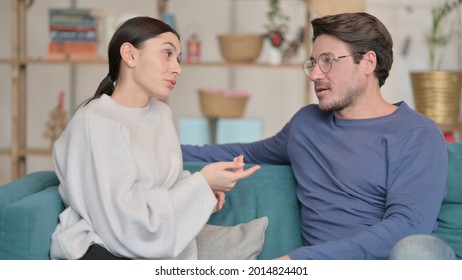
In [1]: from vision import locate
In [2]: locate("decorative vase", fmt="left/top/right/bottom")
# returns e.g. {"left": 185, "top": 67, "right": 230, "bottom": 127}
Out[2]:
{"left": 268, "top": 46, "right": 282, "bottom": 65}
{"left": 411, "top": 71, "right": 462, "bottom": 125}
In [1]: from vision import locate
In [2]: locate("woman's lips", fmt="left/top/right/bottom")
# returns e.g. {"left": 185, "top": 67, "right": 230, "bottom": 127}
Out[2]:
{"left": 166, "top": 79, "right": 176, "bottom": 88}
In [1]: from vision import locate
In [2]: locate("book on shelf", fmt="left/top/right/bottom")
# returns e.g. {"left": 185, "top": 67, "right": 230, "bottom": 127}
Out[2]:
{"left": 47, "top": 8, "right": 102, "bottom": 60}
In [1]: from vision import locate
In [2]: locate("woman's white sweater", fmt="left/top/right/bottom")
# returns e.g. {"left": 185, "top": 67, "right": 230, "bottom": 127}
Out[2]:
{"left": 50, "top": 94, "right": 216, "bottom": 259}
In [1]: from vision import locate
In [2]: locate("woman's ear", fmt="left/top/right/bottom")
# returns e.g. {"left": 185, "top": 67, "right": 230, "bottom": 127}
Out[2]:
{"left": 120, "top": 42, "right": 135, "bottom": 67}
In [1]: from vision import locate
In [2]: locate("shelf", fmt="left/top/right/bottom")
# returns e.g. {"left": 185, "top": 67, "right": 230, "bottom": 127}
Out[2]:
{"left": 0, "top": 148, "right": 52, "bottom": 157}
{"left": 20, "top": 148, "right": 52, "bottom": 156}
{"left": 439, "top": 123, "right": 462, "bottom": 134}
{"left": 9, "top": 58, "right": 302, "bottom": 69}
{"left": 0, "top": 149, "right": 10, "bottom": 157}
{"left": 0, "top": 58, "right": 11, "bottom": 64}
{"left": 182, "top": 61, "right": 302, "bottom": 69}
{"left": 21, "top": 57, "right": 107, "bottom": 65}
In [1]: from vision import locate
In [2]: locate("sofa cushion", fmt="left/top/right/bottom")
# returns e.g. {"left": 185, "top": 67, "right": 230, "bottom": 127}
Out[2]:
{"left": 436, "top": 142, "right": 462, "bottom": 260}
{"left": 0, "top": 186, "right": 64, "bottom": 260}
{"left": 0, "top": 171, "right": 59, "bottom": 208}
{"left": 196, "top": 216, "right": 268, "bottom": 260}
{"left": 184, "top": 162, "right": 303, "bottom": 260}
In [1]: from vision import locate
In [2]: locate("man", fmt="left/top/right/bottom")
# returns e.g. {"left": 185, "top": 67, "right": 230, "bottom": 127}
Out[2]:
{"left": 182, "top": 12, "right": 449, "bottom": 259}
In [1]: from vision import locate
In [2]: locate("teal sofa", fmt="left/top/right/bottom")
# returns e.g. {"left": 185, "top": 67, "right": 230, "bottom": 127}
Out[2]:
{"left": 0, "top": 162, "right": 302, "bottom": 260}
{"left": 1, "top": 142, "right": 462, "bottom": 260}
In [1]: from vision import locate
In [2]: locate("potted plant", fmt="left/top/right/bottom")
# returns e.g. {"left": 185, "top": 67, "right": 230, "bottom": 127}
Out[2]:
{"left": 265, "top": 0, "right": 289, "bottom": 64}
{"left": 428, "top": 0, "right": 462, "bottom": 70}
{"left": 411, "top": 0, "right": 462, "bottom": 125}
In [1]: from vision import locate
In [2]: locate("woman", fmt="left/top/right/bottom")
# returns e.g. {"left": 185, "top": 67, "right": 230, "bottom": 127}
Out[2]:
{"left": 50, "top": 16, "right": 259, "bottom": 260}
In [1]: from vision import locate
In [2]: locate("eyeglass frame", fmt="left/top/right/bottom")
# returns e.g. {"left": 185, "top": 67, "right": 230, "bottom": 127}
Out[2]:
{"left": 303, "top": 52, "right": 366, "bottom": 77}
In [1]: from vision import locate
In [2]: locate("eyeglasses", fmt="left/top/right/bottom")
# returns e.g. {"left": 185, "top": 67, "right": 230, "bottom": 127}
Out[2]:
{"left": 303, "top": 53, "right": 359, "bottom": 77}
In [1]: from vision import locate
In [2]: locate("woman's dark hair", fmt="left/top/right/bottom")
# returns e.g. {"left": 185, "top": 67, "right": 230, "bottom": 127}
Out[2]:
{"left": 311, "top": 12, "right": 393, "bottom": 87}
{"left": 84, "top": 16, "right": 179, "bottom": 105}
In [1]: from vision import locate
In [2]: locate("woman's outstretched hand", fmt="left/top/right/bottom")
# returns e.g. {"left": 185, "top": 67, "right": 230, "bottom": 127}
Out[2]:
{"left": 200, "top": 155, "right": 260, "bottom": 193}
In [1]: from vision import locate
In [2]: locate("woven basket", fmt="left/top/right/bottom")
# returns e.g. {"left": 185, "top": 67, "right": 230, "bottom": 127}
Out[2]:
{"left": 411, "top": 71, "right": 462, "bottom": 125}
{"left": 217, "top": 34, "right": 264, "bottom": 62}
{"left": 198, "top": 90, "right": 248, "bottom": 118}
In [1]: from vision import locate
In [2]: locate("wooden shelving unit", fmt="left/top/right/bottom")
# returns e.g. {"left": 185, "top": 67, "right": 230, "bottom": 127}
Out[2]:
{"left": 20, "top": 58, "right": 303, "bottom": 68}
{"left": 182, "top": 61, "right": 303, "bottom": 69}
{"left": 439, "top": 123, "right": 462, "bottom": 134}
{"left": 4, "top": 0, "right": 312, "bottom": 180}
{"left": 0, "top": 149, "right": 10, "bottom": 157}
{"left": 8, "top": 0, "right": 459, "bottom": 182}
{"left": 19, "top": 58, "right": 108, "bottom": 65}
{"left": 10, "top": 0, "right": 28, "bottom": 179}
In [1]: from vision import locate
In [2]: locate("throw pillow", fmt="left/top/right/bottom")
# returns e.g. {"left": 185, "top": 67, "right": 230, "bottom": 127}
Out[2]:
{"left": 196, "top": 216, "right": 268, "bottom": 260}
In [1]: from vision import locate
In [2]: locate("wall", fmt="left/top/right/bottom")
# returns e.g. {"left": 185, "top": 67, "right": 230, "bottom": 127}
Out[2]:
{"left": 0, "top": 0, "right": 461, "bottom": 184}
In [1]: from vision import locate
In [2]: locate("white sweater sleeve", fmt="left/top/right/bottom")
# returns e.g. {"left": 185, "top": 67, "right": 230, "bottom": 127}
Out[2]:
{"left": 52, "top": 104, "right": 216, "bottom": 259}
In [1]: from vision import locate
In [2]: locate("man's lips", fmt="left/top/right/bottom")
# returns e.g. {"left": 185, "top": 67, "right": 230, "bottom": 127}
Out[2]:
{"left": 315, "top": 86, "right": 329, "bottom": 96}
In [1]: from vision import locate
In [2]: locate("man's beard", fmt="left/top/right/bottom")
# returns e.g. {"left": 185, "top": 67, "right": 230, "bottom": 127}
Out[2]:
{"left": 319, "top": 94, "right": 354, "bottom": 113}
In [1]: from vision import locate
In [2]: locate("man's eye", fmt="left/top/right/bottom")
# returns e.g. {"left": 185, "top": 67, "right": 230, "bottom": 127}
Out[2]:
{"left": 306, "top": 60, "right": 316, "bottom": 68}
{"left": 321, "top": 56, "right": 331, "bottom": 64}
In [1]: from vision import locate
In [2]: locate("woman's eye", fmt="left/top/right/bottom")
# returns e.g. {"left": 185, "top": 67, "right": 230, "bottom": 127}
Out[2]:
{"left": 164, "top": 51, "right": 172, "bottom": 57}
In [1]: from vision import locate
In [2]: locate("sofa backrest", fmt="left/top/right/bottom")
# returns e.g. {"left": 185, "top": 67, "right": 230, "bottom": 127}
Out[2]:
{"left": 0, "top": 171, "right": 59, "bottom": 208}
{"left": 0, "top": 175, "right": 63, "bottom": 260}
{"left": 183, "top": 162, "right": 303, "bottom": 260}
{"left": 436, "top": 142, "right": 462, "bottom": 259}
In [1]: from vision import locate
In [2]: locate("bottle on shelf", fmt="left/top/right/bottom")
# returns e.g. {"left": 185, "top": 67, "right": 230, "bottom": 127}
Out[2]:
{"left": 186, "top": 33, "right": 201, "bottom": 63}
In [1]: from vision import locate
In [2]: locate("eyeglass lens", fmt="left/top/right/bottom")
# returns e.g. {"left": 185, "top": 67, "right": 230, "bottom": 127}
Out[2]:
{"left": 303, "top": 54, "right": 332, "bottom": 76}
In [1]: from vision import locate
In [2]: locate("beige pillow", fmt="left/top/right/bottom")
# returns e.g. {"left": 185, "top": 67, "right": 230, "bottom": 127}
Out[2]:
{"left": 196, "top": 216, "right": 268, "bottom": 260}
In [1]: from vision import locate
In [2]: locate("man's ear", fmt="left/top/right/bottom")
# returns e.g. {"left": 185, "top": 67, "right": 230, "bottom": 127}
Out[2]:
{"left": 120, "top": 42, "right": 135, "bottom": 67}
{"left": 363, "top": 51, "right": 377, "bottom": 75}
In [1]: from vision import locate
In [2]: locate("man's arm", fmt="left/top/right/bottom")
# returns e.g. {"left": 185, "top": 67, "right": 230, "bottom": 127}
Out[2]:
{"left": 182, "top": 121, "right": 292, "bottom": 164}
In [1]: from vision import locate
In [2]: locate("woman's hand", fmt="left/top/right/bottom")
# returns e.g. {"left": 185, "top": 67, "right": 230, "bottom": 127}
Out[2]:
{"left": 212, "top": 191, "right": 225, "bottom": 213}
{"left": 200, "top": 155, "right": 260, "bottom": 193}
